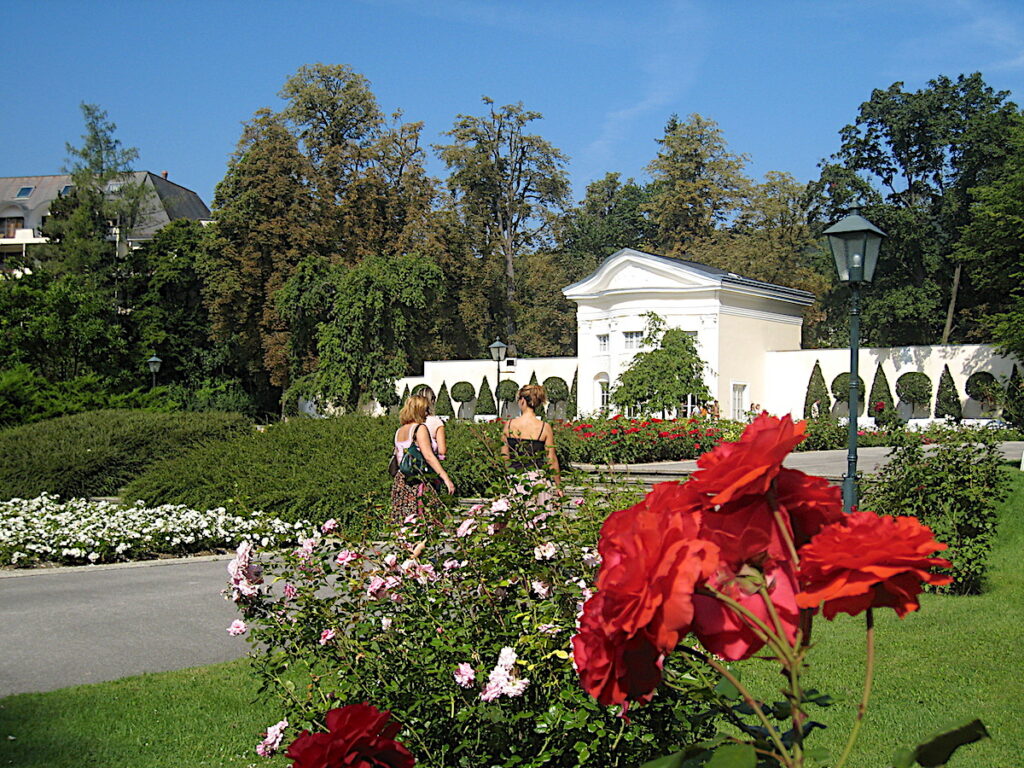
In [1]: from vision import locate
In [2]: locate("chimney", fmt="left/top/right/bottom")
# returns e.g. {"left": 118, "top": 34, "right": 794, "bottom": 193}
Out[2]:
{"left": 161, "top": 171, "right": 168, "bottom": 180}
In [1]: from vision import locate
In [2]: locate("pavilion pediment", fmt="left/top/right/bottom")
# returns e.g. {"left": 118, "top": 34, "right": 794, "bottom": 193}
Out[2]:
{"left": 563, "top": 248, "right": 719, "bottom": 299}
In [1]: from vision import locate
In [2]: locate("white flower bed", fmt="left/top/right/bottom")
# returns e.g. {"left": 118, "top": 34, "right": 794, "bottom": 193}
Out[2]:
{"left": 0, "top": 493, "right": 305, "bottom": 567}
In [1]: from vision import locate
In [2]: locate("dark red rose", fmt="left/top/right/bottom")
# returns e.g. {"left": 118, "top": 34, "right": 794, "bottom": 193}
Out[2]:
{"left": 692, "top": 561, "right": 800, "bottom": 660}
{"left": 689, "top": 414, "right": 806, "bottom": 505}
{"left": 773, "top": 468, "right": 843, "bottom": 548}
{"left": 572, "top": 593, "right": 664, "bottom": 708}
{"left": 285, "top": 703, "right": 414, "bottom": 768}
{"left": 796, "top": 511, "right": 952, "bottom": 619}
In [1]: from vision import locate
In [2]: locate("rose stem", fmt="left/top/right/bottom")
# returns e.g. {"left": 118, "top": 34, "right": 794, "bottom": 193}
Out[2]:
{"left": 834, "top": 608, "right": 875, "bottom": 768}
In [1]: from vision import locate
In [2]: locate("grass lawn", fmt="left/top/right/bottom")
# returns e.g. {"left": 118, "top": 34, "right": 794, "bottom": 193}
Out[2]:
{"left": 1, "top": 469, "right": 1021, "bottom": 768}
{"left": 734, "top": 465, "right": 1024, "bottom": 767}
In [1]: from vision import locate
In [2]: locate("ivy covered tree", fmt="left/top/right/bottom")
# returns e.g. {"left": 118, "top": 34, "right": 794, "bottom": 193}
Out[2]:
{"left": 934, "top": 364, "right": 963, "bottom": 421}
{"left": 803, "top": 361, "right": 830, "bottom": 418}
{"left": 612, "top": 314, "right": 710, "bottom": 417}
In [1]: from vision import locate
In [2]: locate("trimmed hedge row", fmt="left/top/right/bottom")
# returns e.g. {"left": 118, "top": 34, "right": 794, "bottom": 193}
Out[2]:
{"left": 0, "top": 409, "right": 252, "bottom": 500}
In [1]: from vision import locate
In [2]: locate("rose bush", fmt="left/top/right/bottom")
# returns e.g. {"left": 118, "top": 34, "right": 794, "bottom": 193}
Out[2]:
{"left": 230, "top": 472, "right": 720, "bottom": 766}
{"left": 571, "top": 414, "right": 982, "bottom": 768}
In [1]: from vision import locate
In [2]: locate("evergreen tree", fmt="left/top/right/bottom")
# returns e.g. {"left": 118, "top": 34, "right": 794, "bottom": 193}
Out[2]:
{"left": 435, "top": 381, "right": 453, "bottom": 417}
{"left": 868, "top": 364, "right": 895, "bottom": 416}
{"left": 1003, "top": 365, "right": 1024, "bottom": 429}
{"left": 934, "top": 364, "right": 963, "bottom": 421}
{"left": 400, "top": 384, "right": 410, "bottom": 406}
{"left": 803, "top": 361, "right": 830, "bottom": 418}
{"left": 476, "top": 376, "right": 497, "bottom": 415}
{"left": 567, "top": 369, "right": 578, "bottom": 419}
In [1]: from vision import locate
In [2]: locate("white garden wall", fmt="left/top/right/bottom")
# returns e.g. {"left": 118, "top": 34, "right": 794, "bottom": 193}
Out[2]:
{"left": 761, "top": 344, "right": 1016, "bottom": 421}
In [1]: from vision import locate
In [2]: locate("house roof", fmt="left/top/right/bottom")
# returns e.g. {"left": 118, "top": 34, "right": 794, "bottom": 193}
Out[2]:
{"left": 562, "top": 247, "right": 816, "bottom": 307}
{"left": 0, "top": 172, "right": 210, "bottom": 240}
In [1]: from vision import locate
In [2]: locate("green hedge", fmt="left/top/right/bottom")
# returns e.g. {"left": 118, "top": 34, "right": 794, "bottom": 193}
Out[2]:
{"left": 124, "top": 416, "right": 399, "bottom": 527}
{"left": 0, "top": 409, "right": 252, "bottom": 500}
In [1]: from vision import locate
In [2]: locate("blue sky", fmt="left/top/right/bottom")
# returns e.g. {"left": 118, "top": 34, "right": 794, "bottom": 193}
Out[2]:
{"left": 5, "top": 0, "right": 1024, "bottom": 207}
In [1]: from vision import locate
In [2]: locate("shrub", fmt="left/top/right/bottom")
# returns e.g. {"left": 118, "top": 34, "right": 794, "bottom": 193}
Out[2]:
{"left": 230, "top": 474, "right": 712, "bottom": 767}
{"left": 868, "top": 364, "right": 896, "bottom": 425}
{"left": 934, "top": 364, "right": 962, "bottom": 421}
{"left": 895, "top": 371, "right": 932, "bottom": 415}
{"left": 800, "top": 415, "right": 846, "bottom": 451}
{"left": 964, "top": 371, "right": 999, "bottom": 412}
{"left": 1004, "top": 365, "right": 1024, "bottom": 429}
{"left": 168, "top": 378, "right": 260, "bottom": 418}
{"left": 803, "top": 361, "right": 830, "bottom": 418}
{"left": 124, "top": 415, "right": 397, "bottom": 529}
{"left": 830, "top": 373, "right": 866, "bottom": 415}
{"left": 435, "top": 382, "right": 453, "bottom": 417}
{"left": 400, "top": 384, "right": 410, "bottom": 405}
{"left": 567, "top": 369, "right": 578, "bottom": 419}
{"left": 555, "top": 416, "right": 729, "bottom": 465}
{"left": 0, "top": 409, "right": 251, "bottom": 500}
{"left": 542, "top": 376, "right": 569, "bottom": 403}
{"left": 496, "top": 379, "right": 519, "bottom": 403}
{"left": 475, "top": 377, "right": 496, "bottom": 416}
{"left": 861, "top": 427, "right": 1009, "bottom": 594}
{"left": 450, "top": 381, "right": 475, "bottom": 404}
{"left": 443, "top": 420, "right": 507, "bottom": 497}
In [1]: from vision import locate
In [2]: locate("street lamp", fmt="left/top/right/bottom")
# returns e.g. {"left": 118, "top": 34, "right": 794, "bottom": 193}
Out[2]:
{"left": 824, "top": 211, "right": 886, "bottom": 514}
{"left": 489, "top": 339, "right": 508, "bottom": 416}
{"left": 146, "top": 355, "right": 162, "bottom": 389}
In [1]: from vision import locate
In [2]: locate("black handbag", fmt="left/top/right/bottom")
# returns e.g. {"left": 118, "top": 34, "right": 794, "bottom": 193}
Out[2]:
{"left": 398, "top": 424, "right": 433, "bottom": 482}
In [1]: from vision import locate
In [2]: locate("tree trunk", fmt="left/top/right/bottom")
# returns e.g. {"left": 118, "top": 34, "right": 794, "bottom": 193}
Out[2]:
{"left": 941, "top": 262, "right": 961, "bottom": 344}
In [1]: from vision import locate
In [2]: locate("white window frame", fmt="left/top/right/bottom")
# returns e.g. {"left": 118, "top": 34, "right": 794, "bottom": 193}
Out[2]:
{"left": 623, "top": 331, "right": 643, "bottom": 350}
{"left": 597, "top": 334, "right": 609, "bottom": 353}
{"left": 731, "top": 381, "right": 749, "bottom": 420}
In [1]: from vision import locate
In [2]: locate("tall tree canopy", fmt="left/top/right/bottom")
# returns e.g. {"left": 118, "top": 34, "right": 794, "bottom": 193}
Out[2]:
{"left": 436, "top": 98, "right": 570, "bottom": 348}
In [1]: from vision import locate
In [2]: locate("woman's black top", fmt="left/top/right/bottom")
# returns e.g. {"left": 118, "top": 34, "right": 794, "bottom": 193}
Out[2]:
{"left": 506, "top": 422, "right": 547, "bottom": 471}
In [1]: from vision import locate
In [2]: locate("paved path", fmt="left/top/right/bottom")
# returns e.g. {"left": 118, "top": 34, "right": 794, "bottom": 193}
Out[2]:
{"left": 0, "top": 556, "right": 240, "bottom": 697}
{"left": 2, "top": 442, "right": 1021, "bottom": 697}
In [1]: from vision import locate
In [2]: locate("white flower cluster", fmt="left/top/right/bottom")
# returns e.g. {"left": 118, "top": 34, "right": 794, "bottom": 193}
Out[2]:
{"left": 0, "top": 493, "right": 303, "bottom": 567}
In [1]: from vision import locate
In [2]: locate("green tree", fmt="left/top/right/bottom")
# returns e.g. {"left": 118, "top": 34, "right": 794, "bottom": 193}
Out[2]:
{"left": 555, "top": 173, "right": 655, "bottom": 281}
{"left": 436, "top": 98, "right": 570, "bottom": 344}
{"left": 934, "top": 364, "right": 963, "bottom": 421}
{"left": 476, "top": 376, "right": 496, "bottom": 416}
{"left": 896, "top": 372, "right": 933, "bottom": 416}
{"left": 803, "top": 361, "right": 830, "bottom": 418}
{"left": 202, "top": 109, "right": 319, "bottom": 407}
{"left": 1003, "top": 365, "right": 1024, "bottom": 428}
{"left": 814, "top": 73, "right": 1020, "bottom": 346}
{"left": 313, "top": 253, "right": 442, "bottom": 412}
{"left": 612, "top": 314, "right": 710, "bottom": 417}
{"left": 435, "top": 381, "right": 453, "bottom": 417}
{"left": 868, "top": 364, "right": 895, "bottom": 420}
{"left": 567, "top": 369, "right": 578, "bottom": 419}
{"left": 512, "top": 250, "right": 577, "bottom": 356}
{"left": 646, "top": 113, "right": 750, "bottom": 255}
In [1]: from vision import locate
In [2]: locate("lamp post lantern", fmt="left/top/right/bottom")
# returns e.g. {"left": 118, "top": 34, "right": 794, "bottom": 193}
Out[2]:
{"left": 824, "top": 211, "right": 886, "bottom": 514}
{"left": 146, "top": 355, "right": 162, "bottom": 389}
{"left": 489, "top": 339, "right": 508, "bottom": 417}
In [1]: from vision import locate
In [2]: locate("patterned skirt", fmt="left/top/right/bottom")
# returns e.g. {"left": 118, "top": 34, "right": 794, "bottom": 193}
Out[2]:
{"left": 390, "top": 472, "right": 422, "bottom": 522}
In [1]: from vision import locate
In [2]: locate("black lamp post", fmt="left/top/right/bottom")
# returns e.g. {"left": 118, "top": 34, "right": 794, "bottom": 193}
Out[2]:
{"left": 824, "top": 211, "right": 886, "bottom": 514}
{"left": 146, "top": 355, "right": 162, "bottom": 389}
{"left": 489, "top": 339, "right": 508, "bottom": 415}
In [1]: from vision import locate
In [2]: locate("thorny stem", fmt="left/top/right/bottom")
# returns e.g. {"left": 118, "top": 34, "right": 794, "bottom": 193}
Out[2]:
{"left": 834, "top": 608, "right": 875, "bottom": 768}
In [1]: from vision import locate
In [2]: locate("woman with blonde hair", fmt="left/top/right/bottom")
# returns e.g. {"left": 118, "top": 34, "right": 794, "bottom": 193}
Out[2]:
{"left": 392, "top": 395, "right": 454, "bottom": 520}
{"left": 501, "top": 384, "right": 560, "bottom": 485}
{"left": 412, "top": 385, "right": 447, "bottom": 460}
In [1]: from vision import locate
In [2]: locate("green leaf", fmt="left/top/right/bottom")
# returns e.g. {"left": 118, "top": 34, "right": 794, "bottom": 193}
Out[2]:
{"left": 714, "top": 676, "right": 741, "bottom": 701}
{"left": 638, "top": 751, "right": 687, "bottom": 768}
{"left": 905, "top": 719, "right": 990, "bottom": 767}
{"left": 705, "top": 744, "right": 756, "bottom": 768}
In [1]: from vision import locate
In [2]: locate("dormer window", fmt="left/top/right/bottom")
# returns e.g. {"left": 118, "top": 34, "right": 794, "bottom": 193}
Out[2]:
{"left": 15, "top": 186, "right": 34, "bottom": 198}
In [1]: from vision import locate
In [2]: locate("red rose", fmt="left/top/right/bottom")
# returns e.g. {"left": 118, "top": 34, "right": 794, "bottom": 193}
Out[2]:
{"left": 285, "top": 703, "right": 415, "bottom": 768}
{"left": 689, "top": 414, "right": 806, "bottom": 505}
{"left": 773, "top": 469, "right": 843, "bottom": 548}
{"left": 796, "top": 511, "right": 952, "bottom": 619}
{"left": 572, "top": 593, "right": 664, "bottom": 708}
{"left": 693, "top": 562, "right": 800, "bottom": 660}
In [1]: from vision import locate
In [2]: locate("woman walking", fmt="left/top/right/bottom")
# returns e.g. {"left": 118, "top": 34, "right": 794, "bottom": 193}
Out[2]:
{"left": 392, "top": 395, "right": 454, "bottom": 521}
{"left": 501, "top": 384, "right": 561, "bottom": 485}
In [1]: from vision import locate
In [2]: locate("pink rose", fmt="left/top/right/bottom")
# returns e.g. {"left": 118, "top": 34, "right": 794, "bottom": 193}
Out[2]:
{"left": 227, "top": 619, "right": 247, "bottom": 636}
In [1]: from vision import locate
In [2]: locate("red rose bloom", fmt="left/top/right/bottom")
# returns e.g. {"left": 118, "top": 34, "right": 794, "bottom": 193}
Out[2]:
{"left": 689, "top": 414, "right": 806, "bottom": 505}
{"left": 692, "top": 562, "right": 800, "bottom": 660}
{"left": 796, "top": 511, "right": 952, "bottom": 619}
{"left": 773, "top": 468, "right": 843, "bottom": 548}
{"left": 285, "top": 703, "right": 415, "bottom": 768}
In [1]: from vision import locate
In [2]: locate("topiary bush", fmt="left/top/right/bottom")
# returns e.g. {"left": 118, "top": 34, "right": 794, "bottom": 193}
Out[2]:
{"left": 830, "top": 373, "right": 866, "bottom": 416}
{"left": 450, "top": 381, "right": 475, "bottom": 404}
{"left": 895, "top": 372, "right": 932, "bottom": 416}
{"left": 965, "top": 371, "right": 999, "bottom": 414}
{"left": 542, "top": 376, "right": 569, "bottom": 404}
{"left": 868, "top": 364, "right": 896, "bottom": 426}
{"left": 861, "top": 427, "right": 1009, "bottom": 594}
{"left": 803, "top": 361, "right": 830, "bottom": 418}
{"left": 496, "top": 378, "right": 519, "bottom": 403}
{"left": 934, "top": 364, "right": 962, "bottom": 421}
{"left": 0, "top": 409, "right": 252, "bottom": 500}
{"left": 475, "top": 377, "right": 497, "bottom": 416}
{"left": 567, "top": 369, "right": 578, "bottom": 419}
{"left": 1005, "top": 365, "right": 1024, "bottom": 429}
{"left": 435, "top": 382, "right": 453, "bottom": 417}
{"left": 124, "top": 415, "right": 398, "bottom": 528}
